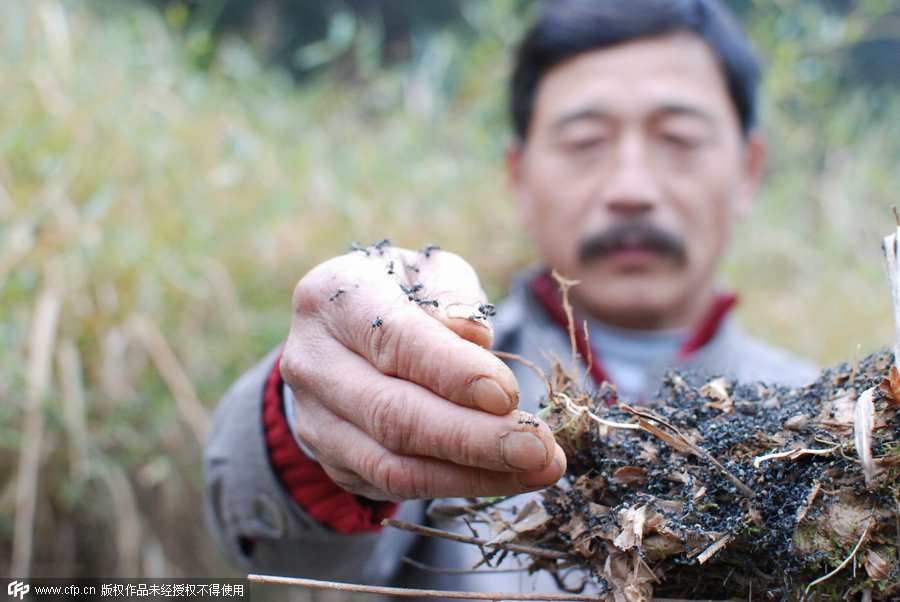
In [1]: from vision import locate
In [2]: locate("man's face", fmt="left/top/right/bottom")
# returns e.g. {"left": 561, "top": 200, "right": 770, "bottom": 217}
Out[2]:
{"left": 508, "top": 34, "right": 764, "bottom": 329}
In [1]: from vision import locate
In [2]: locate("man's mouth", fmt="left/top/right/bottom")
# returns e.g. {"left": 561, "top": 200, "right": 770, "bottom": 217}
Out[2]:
{"left": 578, "top": 222, "right": 687, "bottom": 268}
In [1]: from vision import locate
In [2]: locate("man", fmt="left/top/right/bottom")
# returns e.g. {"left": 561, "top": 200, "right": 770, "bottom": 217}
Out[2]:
{"left": 204, "top": 0, "right": 817, "bottom": 593}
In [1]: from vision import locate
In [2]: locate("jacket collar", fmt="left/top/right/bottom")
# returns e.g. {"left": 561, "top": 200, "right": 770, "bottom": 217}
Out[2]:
{"left": 530, "top": 271, "right": 738, "bottom": 393}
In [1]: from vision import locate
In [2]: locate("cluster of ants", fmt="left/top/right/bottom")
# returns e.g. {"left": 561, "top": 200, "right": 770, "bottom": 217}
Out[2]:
{"left": 328, "top": 239, "right": 497, "bottom": 330}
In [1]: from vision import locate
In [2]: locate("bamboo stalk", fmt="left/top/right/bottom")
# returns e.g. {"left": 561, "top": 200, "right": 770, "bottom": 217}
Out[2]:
{"left": 12, "top": 274, "right": 63, "bottom": 577}
{"left": 130, "top": 314, "right": 209, "bottom": 445}
{"left": 57, "top": 338, "right": 90, "bottom": 478}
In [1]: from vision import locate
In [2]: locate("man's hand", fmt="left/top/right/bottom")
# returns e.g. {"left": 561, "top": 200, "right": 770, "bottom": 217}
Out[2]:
{"left": 280, "top": 244, "right": 566, "bottom": 502}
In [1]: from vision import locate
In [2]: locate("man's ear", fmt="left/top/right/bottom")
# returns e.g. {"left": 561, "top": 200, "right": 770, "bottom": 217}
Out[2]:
{"left": 735, "top": 131, "right": 766, "bottom": 218}
{"left": 505, "top": 140, "right": 536, "bottom": 232}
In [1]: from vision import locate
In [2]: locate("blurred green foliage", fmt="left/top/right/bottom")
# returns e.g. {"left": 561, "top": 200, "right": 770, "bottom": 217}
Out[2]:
{"left": 0, "top": 0, "right": 897, "bottom": 582}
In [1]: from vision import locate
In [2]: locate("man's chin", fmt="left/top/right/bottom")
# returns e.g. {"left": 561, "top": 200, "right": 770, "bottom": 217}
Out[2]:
{"left": 572, "top": 274, "right": 684, "bottom": 329}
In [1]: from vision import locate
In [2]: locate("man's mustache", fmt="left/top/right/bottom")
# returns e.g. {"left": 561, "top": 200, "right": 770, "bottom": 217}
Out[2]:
{"left": 578, "top": 222, "right": 687, "bottom": 265}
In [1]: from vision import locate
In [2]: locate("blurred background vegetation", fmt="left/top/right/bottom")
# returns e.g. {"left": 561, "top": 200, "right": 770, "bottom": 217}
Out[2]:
{"left": 1, "top": 0, "right": 898, "bottom": 590}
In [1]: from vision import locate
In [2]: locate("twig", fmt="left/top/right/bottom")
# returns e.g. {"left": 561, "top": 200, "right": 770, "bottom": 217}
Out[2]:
{"left": 382, "top": 518, "right": 570, "bottom": 560}
{"left": 493, "top": 350, "right": 552, "bottom": 398}
{"left": 752, "top": 446, "right": 840, "bottom": 468}
{"left": 553, "top": 392, "right": 640, "bottom": 430}
{"left": 801, "top": 517, "right": 873, "bottom": 601}
{"left": 402, "top": 556, "right": 528, "bottom": 574}
{"left": 247, "top": 574, "right": 602, "bottom": 600}
{"left": 551, "top": 269, "right": 581, "bottom": 384}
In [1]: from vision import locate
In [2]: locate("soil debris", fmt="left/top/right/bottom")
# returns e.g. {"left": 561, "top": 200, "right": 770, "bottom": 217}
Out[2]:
{"left": 454, "top": 351, "right": 899, "bottom": 601}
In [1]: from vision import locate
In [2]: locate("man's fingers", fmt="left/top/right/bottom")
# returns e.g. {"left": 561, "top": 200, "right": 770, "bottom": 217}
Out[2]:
{"left": 300, "top": 251, "right": 518, "bottom": 415}
{"left": 304, "top": 409, "right": 567, "bottom": 502}
{"left": 292, "top": 342, "right": 558, "bottom": 474}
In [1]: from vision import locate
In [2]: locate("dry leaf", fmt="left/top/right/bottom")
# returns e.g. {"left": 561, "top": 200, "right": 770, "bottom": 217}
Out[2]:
{"left": 784, "top": 414, "right": 810, "bottom": 430}
{"left": 614, "top": 506, "right": 647, "bottom": 550}
{"left": 831, "top": 393, "right": 856, "bottom": 425}
{"left": 878, "top": 365, "right": 900, "bottom": 406}
{"left": 613, "top": 466, "right": 649, "bottom": 486}
{"left": 853, "top": 387, "right": 879, "bottom": 486}
{"left": 700, "top": 377, "right": 733, "bottom": 412}
{"left": 864, "top": 549, "right": 890, "bottom": 580}
{"left": 510, "top": 500, "right": 550, "bottom": 534}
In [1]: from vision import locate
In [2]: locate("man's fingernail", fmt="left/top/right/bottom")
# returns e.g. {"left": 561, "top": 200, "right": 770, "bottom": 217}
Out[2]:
{"left": 446, "top": 303, "right": 484, "bottom": 322}
{"left": 518, "top": 457, "right": 564, "bottom": 488}
{"left": 469, "top": 377, "right": 512, "bottom": 414}
{"left": 501, "top": 431, "right": 549, "bottom": 471}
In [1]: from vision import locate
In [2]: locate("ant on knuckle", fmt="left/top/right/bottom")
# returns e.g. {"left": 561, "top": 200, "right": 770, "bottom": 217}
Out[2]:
{"left": 478, "top": 303, "right": 496, "bottom": 319}
{"left": 517, "top": 412, "right": 541, "bottom": 428}
{"left": 350, "top": 242, "right": 370, "bottom": 256}
{"left": 372, "top": 238, "right": 391, "bottom": 255}
{"left": 419, "top": 243, "right": 441, "bottom": 258}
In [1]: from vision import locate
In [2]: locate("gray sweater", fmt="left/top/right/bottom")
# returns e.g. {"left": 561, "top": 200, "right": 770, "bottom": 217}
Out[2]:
{"left": 203, "top": 273, "right": 818, "bottom": 592}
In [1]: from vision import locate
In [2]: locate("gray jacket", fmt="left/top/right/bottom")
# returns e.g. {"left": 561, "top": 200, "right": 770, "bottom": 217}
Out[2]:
{"left": 203, "top": 273, "right": 817, "bottom": 591}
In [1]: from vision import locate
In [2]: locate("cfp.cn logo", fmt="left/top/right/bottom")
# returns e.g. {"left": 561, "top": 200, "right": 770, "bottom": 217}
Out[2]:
{"left": 7, "top": 581, "right": 29, "bottom": 600}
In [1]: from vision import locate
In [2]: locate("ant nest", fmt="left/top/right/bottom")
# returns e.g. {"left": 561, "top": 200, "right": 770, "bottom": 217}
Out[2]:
{"left": 459, "top": 351, "right": 899, "bottom": 602}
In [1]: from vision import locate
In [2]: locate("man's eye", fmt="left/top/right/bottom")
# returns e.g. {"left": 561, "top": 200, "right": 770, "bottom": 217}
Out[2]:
{"left": 660, "top": 133, "right": 703, "bottom": 149}
{"left": 563, "top": 137, "right": 608, "bottom": 152}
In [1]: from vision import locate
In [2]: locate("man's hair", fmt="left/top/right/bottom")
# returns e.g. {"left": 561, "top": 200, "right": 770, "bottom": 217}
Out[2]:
{"left": 510, "top": 0, "right": 761, "bottom": 140}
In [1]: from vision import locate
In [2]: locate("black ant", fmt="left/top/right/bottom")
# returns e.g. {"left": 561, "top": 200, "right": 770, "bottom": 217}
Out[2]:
{"left": 399, "top": 283, "right": 425, "bottom": 300}
{"left": 416, "top": 298, "right": 439, "bottom": 308}
{"left": 372, "top": 238, "right": 391, "bottom": 254}
{"left": 419, "top": 243, "right": 441, "bottom": 257}
{"left": 328, "top": 288, "right": 346, "bottom": 302}
{"left": 350, "top": 242, "right": 370, "bottom": 256}
{"left": 478, "top": 303, "right": 496, "bottom": 319}
{"left": 372, "top": 316, "right": 383, "bottom": 329}
{"left": 386, "top": 261, "right": 395, "bottom": 275}
{"left": 517, "top": 415, "right": 540, "bottom": 428}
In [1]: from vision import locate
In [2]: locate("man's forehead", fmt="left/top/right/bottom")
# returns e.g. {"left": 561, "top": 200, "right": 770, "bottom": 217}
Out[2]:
{"left": 532, "top": 34, "right": 736, "bottom": 127}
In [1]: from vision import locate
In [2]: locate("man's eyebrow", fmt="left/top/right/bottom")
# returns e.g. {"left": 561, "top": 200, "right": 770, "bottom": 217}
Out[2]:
{"left": 551, "top": 103, "right": 717, "bottom": 132}
{"left": 654, "top": 103, "right": 716, "bottom": 124}
{"left": 551, "top": 108, "right": 612, "bottom": 132}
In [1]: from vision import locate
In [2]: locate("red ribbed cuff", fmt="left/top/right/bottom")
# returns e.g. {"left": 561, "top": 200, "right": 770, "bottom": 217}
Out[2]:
{"left": 262, "top": 350, "right": 398, "bottom": 534}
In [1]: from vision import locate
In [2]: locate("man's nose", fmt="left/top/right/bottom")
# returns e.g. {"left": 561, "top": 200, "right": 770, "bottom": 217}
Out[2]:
{"left": 599, "top": 133, "right": 662, "bottom": 213}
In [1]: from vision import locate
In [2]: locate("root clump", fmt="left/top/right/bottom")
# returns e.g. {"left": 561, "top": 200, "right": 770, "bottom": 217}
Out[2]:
{"left": 472, "top": 351, "right": 900, "bottom": 601}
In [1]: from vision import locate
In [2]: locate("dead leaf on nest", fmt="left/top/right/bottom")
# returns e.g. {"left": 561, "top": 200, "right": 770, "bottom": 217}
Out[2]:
{"left": 784, "top": 413, "right": 810, "bottom": 430}
{"left": 613, "top": 506, "right": 647, "bottom": 551}
{"left": 603, "top": 551, "right": 657, "bottom": 601}
{"left": 642, "top": 534, "right": 685, "bottom": 561}
{"left": 864, "top": 549, "right": 890, "bottom": 580}
{"left": 878, "top": 365, "right": 900, "bottom": 406}
{"left": 700, "top": 377, "right": 733, "bottom": 413}
{"left": 854, "top": 387, "right": 880, "bottom": 486}
{"left": 511, "top": 501, "right": 551, "bottom": 534}
{"left": 831, "top": 393, "right": 856, "bottom": 425}
{"left": 613, "top": 466, "right": 649, "bottom": 487}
